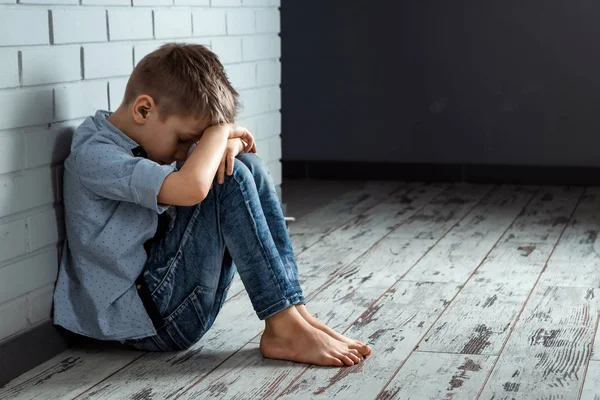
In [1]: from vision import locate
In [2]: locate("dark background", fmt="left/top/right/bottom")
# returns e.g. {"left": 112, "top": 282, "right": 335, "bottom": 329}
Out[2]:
{"left": 281, "top": 1, "right": 600, "bottom": 169}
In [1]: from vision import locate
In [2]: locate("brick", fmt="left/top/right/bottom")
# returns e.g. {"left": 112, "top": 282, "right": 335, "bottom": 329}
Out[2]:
{"left": 0, "top": 248, "right": 58, "bottom": 304}
{"left": 235, "top": 117, "right": 258, "bottom": 137}
{"left": 133, "top": 0, "right": 171, "bottom": 5}
{"left": 154, "top": 10, "right": 192, "bottom": 39}
{"left": 0, "top": 89, "right": 53, "bottom": 131}
{"left": 54, "top": 81, "right": 108, "bottom": 122}
{"left": 243, "top": 0, "right": 269, "bottom": 5}
{"left": 109, "top": 78, "right": 128, "bottom": 111}
{"left": 21, "top": 0, "right": 77, "bottom": 4}
{"left": 108, "top": 9, "right": 153, "bottom": 41}
{"left": 256, "top": 9, "right": 279, "bottom": 33}
{"left": 175, "top": 0, "right": 208, "bottom": 5}
{"left": 0, "top": 49, "right": 19, "bottom": 89}
{"left": 211, "top": 0, "right": 241, "bottom": 5}
{"left": 256, "top": 111, "right": 280, "bottom": 139}
{"left": 25, "top": 122, "right": 78, "bottom": 168}
{"left": 0, "top": 219, "right": 28, "bottom": 263}
{"left": 268, "top": 135, "right": 281, "bottom": 161}
{"left": 225, "top": 63, "right": 256, "bottom": 90}
{"left": 28, "top": 284, "right": 55, "bottom": 325}
{"left": 0, "top": 134, "right": 24, "bottom": 174}
{"left": 269, "top": 0, "right": 280, "bottom": 6}
{"left": 192, "top": 9, "right": 226, "bottom": 37}
{"left": 267, "top": 160, "right": 281, "bottom": 185}
{"left": 52, "top": 10, "right": 107, "bottom": 44}
{"left": 242, "top": 35, "right": 280, "bottom": 61}
{"left": 134, "top": 42, "right": 169, "bottom": 65}
{"left": 254, "top": 138, "right": 269, "bottom": 159}
{"left": 0, "top": 296, "right": 29, "bottom": 342}
{"left": 83, "top": 43, "right": 132, "bottom": 79}
{"left": 83, "top": 0, "right": 128, "bottom": 5}
{"left": 211, "top": 37, "right": 242, "bottom": 63}
{"left": 256, "top": 60, "right": 280, "bottom": 86}
{"left": 0, "top": 168, "right": 56, "bottom": 218}
{"left": 28, "top": 207, "right": 64, "bottom": 251}
{"left": 0, "top": 0, "right": 16, "bottom": 3}
{"left": 226, "top": 10, "right": 255, "bottom": 35}
{"left": 21, "top": 46, "right": 81, "bottom": 86}
{"left": 238, "top": 86, "right": 279, "bottom": 118}
{"left": 0, "top": 10, "right": 49, "bottom": 46}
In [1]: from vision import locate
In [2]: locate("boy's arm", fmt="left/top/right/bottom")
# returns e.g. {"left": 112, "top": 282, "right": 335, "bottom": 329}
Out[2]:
{"left": 158, "top": 124, "right": 254, "bottom": 206}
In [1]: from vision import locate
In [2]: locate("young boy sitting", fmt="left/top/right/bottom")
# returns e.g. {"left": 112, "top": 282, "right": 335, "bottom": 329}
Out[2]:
{"left": 53, "top": 43, "right": 371, "bottom": 367}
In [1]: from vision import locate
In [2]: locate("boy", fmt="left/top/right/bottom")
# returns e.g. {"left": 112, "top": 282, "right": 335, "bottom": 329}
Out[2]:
{"left": 53, "top": 43, "right": 371, "bottom": 367}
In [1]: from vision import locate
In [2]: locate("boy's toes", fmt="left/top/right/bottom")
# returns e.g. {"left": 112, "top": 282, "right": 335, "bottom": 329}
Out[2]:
{"left": 347, "top": 351, "right": 362, "bottom": 364}
{"left": 336, "top": 352, "right": 355, "bottom": 366}
{"left": 327, "top": 356, "right": 344, "bottom": 367}
{"left": 349, "top": 341, "right": 372, "bottom": 356}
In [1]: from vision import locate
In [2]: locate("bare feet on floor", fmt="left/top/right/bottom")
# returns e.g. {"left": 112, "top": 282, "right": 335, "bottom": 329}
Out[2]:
{"left": 295, "top": 304, "right": 372, "bottom": 357}
{"left": 260, "top": 306, "right": 366, "bottom": 367}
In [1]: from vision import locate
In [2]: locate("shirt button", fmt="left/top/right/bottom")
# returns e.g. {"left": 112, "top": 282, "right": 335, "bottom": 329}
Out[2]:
{"left": 136, "top": 284, "right": 141, "bottom": 289}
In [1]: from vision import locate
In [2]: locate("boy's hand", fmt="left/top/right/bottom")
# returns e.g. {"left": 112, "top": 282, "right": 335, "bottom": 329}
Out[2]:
{"left": 217, "top": 125, "right": 258, "bottom": 184}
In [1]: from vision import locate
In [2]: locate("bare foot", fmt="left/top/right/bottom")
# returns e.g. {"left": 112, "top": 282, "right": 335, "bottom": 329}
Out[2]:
{"left": 295, "top": 305, "right": 372, "bottom": 357}
{"left": 260, "top": 306, "right": 364, "bottom": 367}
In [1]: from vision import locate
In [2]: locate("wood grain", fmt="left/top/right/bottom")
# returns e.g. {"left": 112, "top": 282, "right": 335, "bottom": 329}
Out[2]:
{"left": 581, "top": 360, "right": 600, "bottom": 400}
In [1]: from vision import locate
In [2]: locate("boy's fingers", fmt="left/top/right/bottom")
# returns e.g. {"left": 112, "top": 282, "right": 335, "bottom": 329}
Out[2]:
{"left": 217, "top": 157, "right": 226, "bottom": 184}
{"left": 227, "top": 153, "right": 235, "bottom": 175}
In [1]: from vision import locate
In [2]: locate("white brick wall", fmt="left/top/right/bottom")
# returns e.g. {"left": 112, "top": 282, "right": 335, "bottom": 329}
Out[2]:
{"left": 0, "top": 1, "right": 281, "bottom": 343}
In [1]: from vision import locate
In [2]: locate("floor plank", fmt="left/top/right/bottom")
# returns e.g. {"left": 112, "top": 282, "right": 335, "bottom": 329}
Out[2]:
{"left": 0, "top": 344, "right": 142, "bottom": 400}
{"left": 402, "top": 185, "right": 535, "bottom": 283}
{"left": 479, "top": 286, "right": 600, "bottom": 399}
{"left": 541, "top": 187, "right": 600, "bottom": 288}
{"left": 275, "top": 282, "right": 460, "bottom": 400}
{"left": 581, "top": 360, "right": 600, "bottom": 400}
{"left": 416, "top": 187, "right": 582, "bottom": 355}
{"left": 378, "top": 353, "right": 496, "bottom": 400}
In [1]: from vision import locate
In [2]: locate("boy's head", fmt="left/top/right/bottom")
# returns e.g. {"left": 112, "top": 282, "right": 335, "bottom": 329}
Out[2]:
{"left": 114, "top": 43, "right": 239, "bottom": 165}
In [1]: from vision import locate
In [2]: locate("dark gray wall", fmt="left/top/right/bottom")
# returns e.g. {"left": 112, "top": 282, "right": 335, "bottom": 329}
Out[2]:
{"left": 281, "top": 1, "right": 600, "bottom": 166}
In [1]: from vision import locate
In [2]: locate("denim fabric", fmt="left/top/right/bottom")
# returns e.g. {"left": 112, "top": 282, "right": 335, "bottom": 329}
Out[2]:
{"left": 125, "top": 153, "right": 305, "bottom": 351}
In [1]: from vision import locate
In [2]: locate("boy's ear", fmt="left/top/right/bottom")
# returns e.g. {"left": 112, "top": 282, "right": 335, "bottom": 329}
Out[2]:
{"left": 132, "top": 95, "right": 155, "bottom": 124}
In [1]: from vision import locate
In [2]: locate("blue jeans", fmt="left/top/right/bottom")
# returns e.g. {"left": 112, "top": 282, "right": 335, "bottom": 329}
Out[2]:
{"left": 124, "top": 154, "right": 305, "bottom": 351}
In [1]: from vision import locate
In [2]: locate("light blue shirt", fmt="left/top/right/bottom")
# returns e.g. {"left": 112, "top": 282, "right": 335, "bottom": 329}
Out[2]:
{"left": 53, "top": 110, "right": 175, "bottom": 340}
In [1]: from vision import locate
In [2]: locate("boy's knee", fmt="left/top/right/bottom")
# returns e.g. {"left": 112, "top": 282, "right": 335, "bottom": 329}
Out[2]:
{"left": 237, "top": 153, "right": 269, "bottom": 177}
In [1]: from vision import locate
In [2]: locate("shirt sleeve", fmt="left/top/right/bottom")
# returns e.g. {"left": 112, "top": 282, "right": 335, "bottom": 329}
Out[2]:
{"left": 73, "top": 138, "right": 176, "bottom": 213}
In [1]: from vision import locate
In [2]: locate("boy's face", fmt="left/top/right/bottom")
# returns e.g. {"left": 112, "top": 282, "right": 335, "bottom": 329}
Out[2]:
{"left": 138, "top": 109, "right": 210, "bottom": 165}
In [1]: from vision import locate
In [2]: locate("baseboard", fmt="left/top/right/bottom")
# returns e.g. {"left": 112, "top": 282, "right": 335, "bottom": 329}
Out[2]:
{"left": 283, "top": 161, "right": 600, "bottom": 185}
{"left": 0, "top": 322, "right": 88, "bottom": 387}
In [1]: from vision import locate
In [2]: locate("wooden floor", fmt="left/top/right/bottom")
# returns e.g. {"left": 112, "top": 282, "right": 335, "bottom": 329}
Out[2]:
{"left": 3, "top": 181, "right": 600, "bottom": 399}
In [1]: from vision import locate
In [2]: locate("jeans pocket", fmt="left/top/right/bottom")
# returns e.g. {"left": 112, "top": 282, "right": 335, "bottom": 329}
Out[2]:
{"left": 164, "top": 285, "right": 211, "bottom": 350}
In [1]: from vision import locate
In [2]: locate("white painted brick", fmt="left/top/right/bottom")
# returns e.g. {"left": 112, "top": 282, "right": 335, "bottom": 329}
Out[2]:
{"left": 192, "top": 9, "right": 226, "bottom": 37}
{"left": 242, "top": 35, "right": 280, "bottom": 61}
{"left": 21, "top": 0, "right": 76, "bottom": 4}
{"left": 154, "top": 10, "right": 192, "bottom": 38}
{"left": 256, "top": 9, "right": 279, "bottom": 33}
{"left": 256, "top": 111, "right": 280, "bottom": 139}
{"left": 0, "top": 134, "right": 24, "bottom": 174}
{"left": 254, "top": 138, "right": 269, "bottom": 159}
{"left": 0, "top": 49, "right": 19, "bottom": 89}
{"left": 109, "top": 78, "right": 128, "bottom": 111}
{"left": 83, "top": 43, "right": 132, "bottom": 79}
{"left": 268, "top": 135, "right": 281, "bottom": 161}
{"left": 0, "top": 89, "right": 53, "bottom": 131}
{"left": 55, "top": 81, "right": 108, "bottom": 122}
{"left": 28, "top": 207, "right": 64, "bottom": 251}
{"left": 267, "top": 160, "right": 281, "bottom": 185}
{"left": 0, "top": 296, "right": 29, "bottom": 342}
{"left": 133, "top": 0, "right": 171, "bottom": 5}
{"left": 134, "top": 41, "right": 169, "bottom": 65}
{"left": 211, "top": 37, "right": 242, "bottom": 63}
{"left": 269, "top": 0, "right": 280, "bottom": 6}
{"left": 108, "top": 9, "right": 153, "bottom": 41}
{"left": 21, "top": 46, "right": 81, "bottom": 86}
{"left": 225, "top": 63, "right": 256, "bottom": 90}
{"left": 0, "top": 168, "right": 56, "bottom": 218}
{"left": 0, "top": 248, "right": 58, "bottom": 304}
{"left": 83, "top": 0, "right": 128, "bottom": 5}
{"left": 0, "top": 0, "right": 16, "bottom": 3}
{"left": 226, "top": 10, "right": 255, "bottom": 35}
{"left": 244, "top": 0, "right": 269, "bottom": 5}
{"left": 235, "top": 116, "right": 257, "bottom": 137}
{"left": 27, "top": 284, "right": 55, "bottom": 325}
{"left": 25, "top": 122, "right": 78, "bottom": 168}
{"left": 175, "top": 0, "right": 208, "bottom": 5}
{"left": 256, "top": 60, "right": 280, "bottom": 86}
{"left": 0, "top": 219, "right": 28, "bottom": 263}
{"left": 0, "top": 10, "right": 49, "bottom": 46}
{"left": 211, "top": 0, "right": 241, "bottom": 5}
{"left": 52, "top": 10, "right": 107, "bottom": 44}
{"left": 239, "top": 86, "right": 279, "bottom": 118}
